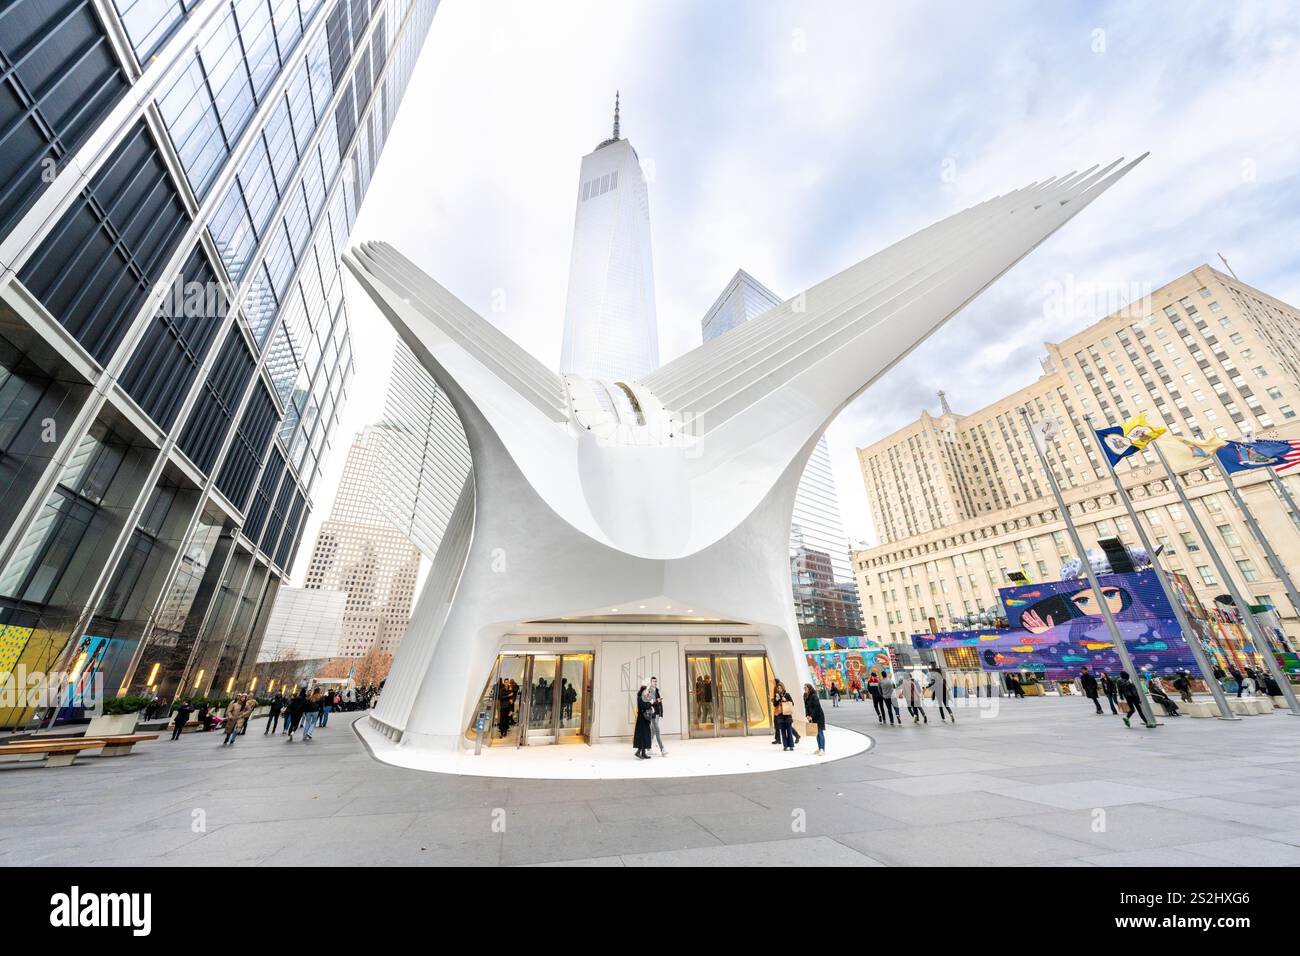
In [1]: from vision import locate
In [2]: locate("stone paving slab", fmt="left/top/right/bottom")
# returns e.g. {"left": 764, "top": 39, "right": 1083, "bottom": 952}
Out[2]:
{"left": 4, "top": 697, "right": 1300, "bottom": 866}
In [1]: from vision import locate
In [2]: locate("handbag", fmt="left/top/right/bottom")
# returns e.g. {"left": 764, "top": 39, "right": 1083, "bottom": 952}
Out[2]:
{"left": 803, "top": 719, "right": 820, "bottom": 737}
{"left": 779, "top": 699, "right": 795, "bottom": 717}
{"left": 1119, "top": 701, "right": 1133, "bottom": 715}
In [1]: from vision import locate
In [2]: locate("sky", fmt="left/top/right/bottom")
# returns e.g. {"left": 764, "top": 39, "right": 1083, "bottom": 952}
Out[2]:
{"left": 293, "top": 0, "right": 1300, "bottom": 581}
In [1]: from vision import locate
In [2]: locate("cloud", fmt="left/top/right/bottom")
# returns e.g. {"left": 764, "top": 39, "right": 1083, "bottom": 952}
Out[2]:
{"left": 299, "top": 0, "right": 1300, "bottom": 575}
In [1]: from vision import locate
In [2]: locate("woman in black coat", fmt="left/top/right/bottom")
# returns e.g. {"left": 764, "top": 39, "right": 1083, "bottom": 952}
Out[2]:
{"left": 803, "top": 684, "right": 826, "bottom": 755}
{"left": 632, "top": 686, "right": 655, "bottom": 759}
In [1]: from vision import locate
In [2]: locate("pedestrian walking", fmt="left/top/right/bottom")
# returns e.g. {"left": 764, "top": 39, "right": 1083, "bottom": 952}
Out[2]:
{"left": 171, "top": 700, "right": 193, "bottom": 740}
{"left": 927, "top": 667, "right": 955, "bottom": 723}
{"left": 320, "top": 690, "right": 334, "bottom": 727}
{"left": 265, "top": 692, "right": 284, "bottom": 734}
{"left": 1228, "top": 664, "right": 1244, "bottom": 698}
{"left": 830, "top": 681, "right": 841, "bottom": 708}
{"left": 286, "top": 687, "right": 308, "bottom": 741}
{"left": 803, "top": 683, "right": 826, "bottom": 755}
{"left": 1171, "top": 670, "right": 1193, "bottom": 703}
{"left": 222, "top": 694, "right": 252, "bottom": 745}
{"left": 300, "top": 688, "right": 322, "bottom": 740}
{"left": 1099, "top": 671, "right": 1119, "bottom": 715}
{"left": 1079, "top": 666, "right": 1103, "bottom": 715}
{"left": 633, "top": 685, "right": 655, "bottom": 760}
{"left": 648, "top": 676, "right": 667, "bottom": 756}
{"left": 901, "top": 671, "right": 928, "bottom": 724}
{"left": 877, "top": 671, "right": 900, "bottom": 725}
{"left": 1116, "top": 670, "right": 1146, "bottom": 728}
{"left": 866, "top": 673, "right": 886, "bottom": 723}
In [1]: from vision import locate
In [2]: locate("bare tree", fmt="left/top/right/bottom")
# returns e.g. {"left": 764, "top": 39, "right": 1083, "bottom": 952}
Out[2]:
{"left": 355, "top": 647, "right": 393, "bottom": 687}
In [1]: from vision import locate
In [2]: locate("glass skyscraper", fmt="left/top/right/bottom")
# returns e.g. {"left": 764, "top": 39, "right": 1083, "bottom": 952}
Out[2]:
{"left": 558, "top": 95, "right": 659, "bottom": 382}
{"left": 0, "top": 0, "right": 439, "bottom": 726}
{"left": 700, "top": 269, "right": 863, "bottom": 637}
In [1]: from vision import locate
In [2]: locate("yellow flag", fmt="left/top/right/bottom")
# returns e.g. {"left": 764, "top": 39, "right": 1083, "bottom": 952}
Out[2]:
{"left": 1162, "top": 434, "right": 1226, "bottom": 472}
{"left": 1122, "top": 413, "right": 1165, "bottom": 449}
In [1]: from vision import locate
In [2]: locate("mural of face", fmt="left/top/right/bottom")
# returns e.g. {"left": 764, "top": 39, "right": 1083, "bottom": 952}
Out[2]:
{"left": 1070, "top": 586, "right": 1125, "bottom": 617}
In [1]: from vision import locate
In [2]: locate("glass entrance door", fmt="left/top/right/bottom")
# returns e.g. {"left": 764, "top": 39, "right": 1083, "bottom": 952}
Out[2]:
{"left": 556, "top": 654, "right": 591, "bottom": 742}
{"left": 470, "top": 653, "right": 593, "bottom": 746}
{"left": 491, "top": 656, "right": 527, "bottom": 746}
{"left": 526, "top": 655, "right": 559, "bottom": 744}
{"left": 686, "top": 653, "right": 772, "bottom": 738}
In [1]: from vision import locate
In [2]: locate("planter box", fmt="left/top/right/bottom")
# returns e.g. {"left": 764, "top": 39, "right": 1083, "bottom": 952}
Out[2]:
{"left": 85, "top": 713, "right": 139, "bottom": 736}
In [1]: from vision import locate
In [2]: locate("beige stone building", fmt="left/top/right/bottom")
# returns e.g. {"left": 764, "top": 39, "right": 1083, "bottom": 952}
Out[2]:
{"left": 303, "top": 427, "right": 422, "bottom": 658}
{"left": 853, "top": 265, "right": 1300, "bottom": 653}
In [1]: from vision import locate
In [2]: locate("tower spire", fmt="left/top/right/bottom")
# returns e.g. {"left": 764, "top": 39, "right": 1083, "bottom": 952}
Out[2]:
{"left": 612, "top": 90, "right": 620, "bottom": 140}
{"left": 938, "top": 389, "right": 953, "bottom": 415}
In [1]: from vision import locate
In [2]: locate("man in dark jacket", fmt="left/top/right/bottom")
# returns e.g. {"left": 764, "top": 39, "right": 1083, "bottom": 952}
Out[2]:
{"left": 171, "top": 700, "right": 193, "bottom": 740}
{"left": 1117, "top": 671, "right": 1147, "bottom": 728}
{"left": 1079, "top": 666, "right": 1102, "bottom": 714}
{"left": 265, "top": 692, "right": 284, "bottom": 735}
{"left": 927, "top": 667, "right": 955, "bottom": 723}
{"left": 1228, "top": 664, "right": 1244, "bottom": 697}
{"left": 866, "top": 674, "right": 886, "bottom": 723}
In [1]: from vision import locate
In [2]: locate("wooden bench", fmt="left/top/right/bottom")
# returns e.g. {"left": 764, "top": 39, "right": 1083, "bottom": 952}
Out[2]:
{"left": 0, "top": 739, "right": 105, "bottom": 767}
{"left": 1, "top": 733, "right": 160, "bottom": 758}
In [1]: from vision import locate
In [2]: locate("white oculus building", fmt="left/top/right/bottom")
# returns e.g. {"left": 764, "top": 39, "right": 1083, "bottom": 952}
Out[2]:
{"left": 345, "top": 156, "right": 1144, "bottom": 754}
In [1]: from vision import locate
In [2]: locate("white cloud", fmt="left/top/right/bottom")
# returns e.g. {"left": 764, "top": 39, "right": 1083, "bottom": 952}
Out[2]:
{"left": 298, "top": 0, "right": 1300, "bottom": 575}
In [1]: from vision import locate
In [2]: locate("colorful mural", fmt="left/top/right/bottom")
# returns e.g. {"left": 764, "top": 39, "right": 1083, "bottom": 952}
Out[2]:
{"left": 0, "top": 623, "right": 35, "bottom": 686}
{"left": 912, "top": 571, "right": 1201, "bottom": 680}
{"left": 804, "top": 636, "right": 890, "bottom": 689}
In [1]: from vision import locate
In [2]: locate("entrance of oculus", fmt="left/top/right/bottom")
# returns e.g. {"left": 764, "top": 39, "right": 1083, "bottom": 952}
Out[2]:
{"left": 470, "top": 653, "right": 593, "bottom": 746}
{"left": 686, "top": 653, "right": 774, "bottom": 738}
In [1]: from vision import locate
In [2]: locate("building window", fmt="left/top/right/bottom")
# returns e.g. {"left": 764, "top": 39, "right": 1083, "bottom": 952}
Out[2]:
{"left": 1236, "top": 559, "right": 1259, "bottom": 583}
{"left": 119, "top": 245, "right": 227, "bottom": 429}
{"left": 1217, "top": 524, "right": 1241, "bottom": 547}
{"left": 1197, "top": 566, "right": 1218, "bottom": 587}
{"left": 17, "top": 122, "right": 190, "bottom": 364}
{"left": 0, "top": 0, "right": 128, "bottom": 235}
{"left": 178, "top": 332, "right": 256, "bottom": 473}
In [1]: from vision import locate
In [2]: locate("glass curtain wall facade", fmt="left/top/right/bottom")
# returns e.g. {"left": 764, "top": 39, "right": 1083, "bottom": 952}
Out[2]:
{"left": 700, "top": 269, "right": 863, "bottom": 638}
{"left": 0, "top": 0, "right": 439, "bottom": 727}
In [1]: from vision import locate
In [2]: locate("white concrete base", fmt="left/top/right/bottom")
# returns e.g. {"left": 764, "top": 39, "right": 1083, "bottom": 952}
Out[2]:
{"left": 355, "top": 716, "right": 873, "bottom": 780}
{"left": 1181, "top": 700, "right": 1221, "bottom": 718}
{"left": 1227, "top": 697, "right": 1273, "bottom": 716}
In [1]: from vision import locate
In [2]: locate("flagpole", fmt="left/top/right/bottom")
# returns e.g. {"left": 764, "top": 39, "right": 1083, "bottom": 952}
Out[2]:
{"left": 1269, "top": 468, "right": 1300, "bottom": 536}
{"left": 1084, "top": 415, "right": 1236, "bottom": 720}
{"left": 1209, "top": 453, "right": 1300, "bottom": 625}
{"left": 1019, "top": 408, "right": 1157, "bottom": 727}
{"left": 1151, "top": 440, "right": 1300, "bottom": 715}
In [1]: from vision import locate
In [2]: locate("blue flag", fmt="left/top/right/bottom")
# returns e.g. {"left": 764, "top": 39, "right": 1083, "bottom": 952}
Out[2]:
{"left": 1216, "top": 439, "right": 1300, "bottom": 475}
{"left": 1094, "top": 425, "right": 1135, "bottom": 466}
{"left": 1093, "top": 413, "right": 1165, "bottom": 467}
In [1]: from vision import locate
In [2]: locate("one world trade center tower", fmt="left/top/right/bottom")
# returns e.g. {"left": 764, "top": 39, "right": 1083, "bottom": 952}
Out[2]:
{"left": 558, "top": 93, "right": 660, "bottom": 381}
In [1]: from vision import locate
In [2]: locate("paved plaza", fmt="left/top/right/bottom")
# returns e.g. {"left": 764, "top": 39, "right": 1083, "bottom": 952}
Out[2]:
{"left": 5, "top": 697, "right": 1300, "bottom": 867}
